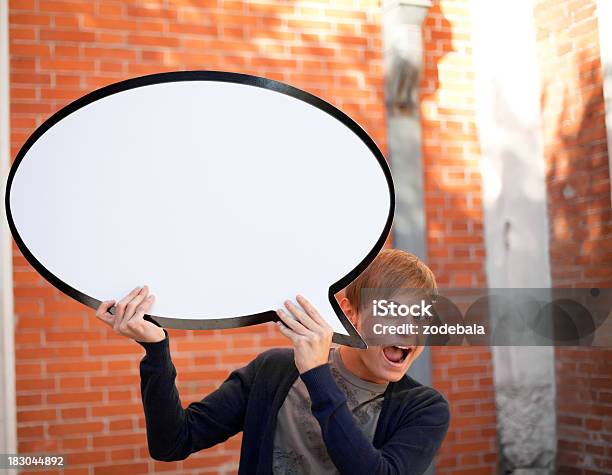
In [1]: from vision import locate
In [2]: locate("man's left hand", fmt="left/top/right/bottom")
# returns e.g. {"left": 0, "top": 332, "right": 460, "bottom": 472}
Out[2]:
{"left": 276, "top": 295, "right": 334, "bottom": 374}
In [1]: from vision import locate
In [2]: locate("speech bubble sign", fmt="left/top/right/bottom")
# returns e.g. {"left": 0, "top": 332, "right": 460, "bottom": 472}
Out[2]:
{"left": 5, "top": 71, "right": 394, "bottom": 348}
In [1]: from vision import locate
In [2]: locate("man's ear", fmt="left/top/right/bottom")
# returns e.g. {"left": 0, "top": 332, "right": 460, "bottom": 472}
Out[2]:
{"left": 339, "top": 296, "right": 360, "bottom": 329}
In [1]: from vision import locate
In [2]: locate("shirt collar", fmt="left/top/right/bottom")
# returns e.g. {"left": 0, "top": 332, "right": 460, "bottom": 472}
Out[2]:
{"left": 329, "top": 347, "right": 389, "bottom": 393}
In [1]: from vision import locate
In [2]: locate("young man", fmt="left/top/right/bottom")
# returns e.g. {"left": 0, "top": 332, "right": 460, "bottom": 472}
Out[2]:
{"left": 95, "top": 249, "right": 450, "bottom": 474}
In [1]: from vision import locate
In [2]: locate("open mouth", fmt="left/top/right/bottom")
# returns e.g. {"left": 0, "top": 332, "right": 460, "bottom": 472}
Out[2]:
{"left": 382, "top": 345, "right": 414, "bottom": 366}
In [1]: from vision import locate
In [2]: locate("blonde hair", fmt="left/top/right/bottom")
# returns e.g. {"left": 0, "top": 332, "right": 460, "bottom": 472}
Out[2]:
{"left": 344, "top": 248, "right": 437, "bottom": 313}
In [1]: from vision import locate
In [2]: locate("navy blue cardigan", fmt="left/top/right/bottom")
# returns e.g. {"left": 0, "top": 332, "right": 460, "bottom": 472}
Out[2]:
{"left": 137, "top": 332, "right": 450, "bottom": 474}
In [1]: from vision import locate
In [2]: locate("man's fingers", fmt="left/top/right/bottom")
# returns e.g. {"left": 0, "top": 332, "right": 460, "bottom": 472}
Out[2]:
{"left": 123, "top": 285, "right": 150, "bottom": 324}
{"left": 115, "top": 286, "right": 141, "bottom": 319}
{"left": 118, "top": 286, "right": 149, "bottom": 335}
{"left": 295, "top": 295, "right": 330, "bottom": 329}
{"left": 276, "top": 321, "right": 300, "bottom": 342}
{"left": 123, "top": 295, "right": 155, "bottom": 341}
{"left": 95, "top": 299, "right": 116, "bottom": 326}
{"left": 276, "top": 308, "right": 311, "bottom": 336}
{"left": 283, "top": 300, "right": 318, "bottom": 332}
{"left": 96, "top": 299, "right": 115, "bottom": 316}
{"left": 114, "top": 285, "right": 143, "bottom": 332}
{"left": 126, "top": 295, "right": 155, "bottom": 328}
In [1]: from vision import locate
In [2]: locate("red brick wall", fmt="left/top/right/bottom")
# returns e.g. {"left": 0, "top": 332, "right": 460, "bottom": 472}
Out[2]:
{"left": 533, "top": 0, "right": 612, "bottom": 473}
{"left": 420, "top": 2, "right": 498, "bottom": 474}
{"left": 9, "top": 1, "right": 386, "bottom": 473}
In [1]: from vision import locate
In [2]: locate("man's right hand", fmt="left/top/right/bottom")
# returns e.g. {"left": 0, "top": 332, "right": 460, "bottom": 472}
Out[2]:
{"left": 95, "top": 285, "right": 166, "bottom": 343}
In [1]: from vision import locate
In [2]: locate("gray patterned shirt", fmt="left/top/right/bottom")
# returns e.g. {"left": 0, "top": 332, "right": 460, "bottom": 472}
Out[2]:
{"left": 272, "top": 347, "right": 388, "bottom": 474}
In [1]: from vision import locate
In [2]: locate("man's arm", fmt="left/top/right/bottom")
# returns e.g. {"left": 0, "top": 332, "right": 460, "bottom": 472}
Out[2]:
{"left": 138, "top": 330, "right": 257, "bottom": 461}
{"left": 300, "top": 363, "right": 450, "bottom": 475}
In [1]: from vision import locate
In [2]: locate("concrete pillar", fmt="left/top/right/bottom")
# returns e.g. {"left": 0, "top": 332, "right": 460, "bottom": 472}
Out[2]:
{"left": 381, "top": 1, "right": 434, "bottom": 473}
{"left": 381, "top": 0, "right": 431, "bottom": 383}
{"left": 382, "top": 0, "right": 430, "bottom": 262}
{"left": 470, "top": 0, "right": 556, "bottom": 473}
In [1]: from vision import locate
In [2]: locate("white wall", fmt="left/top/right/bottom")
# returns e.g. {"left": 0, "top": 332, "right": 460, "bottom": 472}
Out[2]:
{"left": 596, "top": 0, "right": 612, "bottom": 204}
{"left": 470, "top": 0, "right": 556, "bottom": 472}
{"left": 0, "top": 0, "right": 17, "bottom": 459}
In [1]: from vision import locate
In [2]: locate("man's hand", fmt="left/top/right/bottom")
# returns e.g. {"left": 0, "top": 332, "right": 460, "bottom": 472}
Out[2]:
{"left": 276, "top": 295, "right": 334, "bottom": 374}
{"left": 95, "top": 285, "right": 166, "bottom": 343}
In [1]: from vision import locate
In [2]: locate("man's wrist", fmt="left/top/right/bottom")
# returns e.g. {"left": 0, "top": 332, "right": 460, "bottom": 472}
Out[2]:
{"left": 136, "top": 329, "right": 171, "bottom": 365}
{"left": 298, "top": 359, "right": 329, "bottom": 374}
{"left": 136, "top": 327, "right": 166, "bottom": 344}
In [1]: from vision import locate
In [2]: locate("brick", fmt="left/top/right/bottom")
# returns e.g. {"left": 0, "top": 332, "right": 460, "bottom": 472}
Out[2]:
{"left": 38, "top": 1, "right": 95, "bottom": 15}
{"left": 11, "top": 43, "right": 52, "bottom": 56}
{"left": 41, "top": 56, "right": 95, "bottom": 72}
{"left": 17, "top": 409, "right": 56, "bottom": 422}
{"left": 10, "top": 13, "right": 52, "bottom": 26}
{"left": 58, "top": 376, "right": 86, "bottom": 390}
{"left": 109, "top": 448, "right": 136, "bottom": 461}
{"left": 54, "top": 15, "right": 80, "bottom": 28}
{"left": 127, "top": 5, "right": 177, "bottom": 19}
{"left": 97, "top": 4, "right": 124, "bottom": 16}
{"left": 93, "top": 463, "right": 148, "bottom": 475}
{"left": 127, "top": 34, "right": 179, "bottom": 48}
{"left": 92, "top": 433, "right": 146, "bottom": 448}
{"left": 91, "top": 403, "right": 142, "bottom": 417}
{"left": 61, "top": 407, "right": 87, "bottom": 419}
{"left": 53, "top": 44, "right": 80, "bottom": 56}
{"left": 17, "top": 394, "right": 42, "bottom": 406}
{"left": 90, "top": 374, "right": 139, "bottom": 387}
{"left": 65, "top": 451, "right": 107, "bottom": 465}
{"left": 83, "top": 47, "right": 137, "bottom": 60}
{"left": 18, "top": 438, "right": 60, "bottom": 452}
{"left": 47, "top": 391, "right": 103, "bottom": 404}
{"left": 15, "top": 377, "right": 55, "bottom": 391}
{"left": 168, "top": 23, "right": 217, "bottom": 36}
{"left": 109, "top": 419, "right": 134, "bottom": 431}
{"left": 48, "top": 422, "right": 104, "bottom": 436}
{"left": 40, "top": 29, "right": 96, "bottom": 43}
{"left": 18, "top": 425, "right": 44, "bottom": 438}
{"left": 47, "top": 361, "right": 103, "bottom": 374}
{"left": 62, "top": 437, "right": 88, "bottom": 450}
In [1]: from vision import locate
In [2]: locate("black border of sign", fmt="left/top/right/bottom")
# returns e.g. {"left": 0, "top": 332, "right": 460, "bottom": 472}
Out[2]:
{"left": 5, "top": 70, "right": 395, "bottom": 349}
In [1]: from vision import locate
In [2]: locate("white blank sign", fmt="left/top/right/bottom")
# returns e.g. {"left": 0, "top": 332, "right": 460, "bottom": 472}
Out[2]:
{"left": 6, "top": 71, "right": 394, "bottom": 348}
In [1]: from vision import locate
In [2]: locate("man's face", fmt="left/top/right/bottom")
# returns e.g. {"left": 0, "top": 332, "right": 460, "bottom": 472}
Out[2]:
{"left": 341, "top": 294, "right": 425, "bottom": 383}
